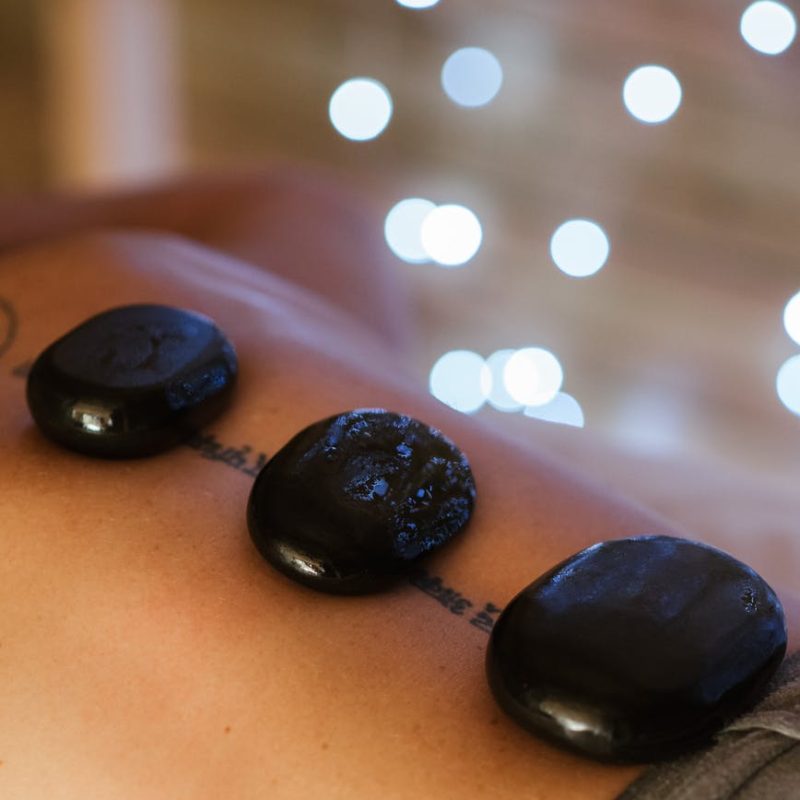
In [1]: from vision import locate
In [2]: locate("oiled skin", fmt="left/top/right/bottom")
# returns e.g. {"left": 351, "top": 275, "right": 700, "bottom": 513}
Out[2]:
{"left": 0, "top": 170, "right": 796, "bottom": 800}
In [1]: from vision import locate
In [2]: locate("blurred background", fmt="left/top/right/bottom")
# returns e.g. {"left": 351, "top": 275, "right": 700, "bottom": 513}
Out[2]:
{"left": 2, "top": 0, "right": 800, "bottom": 581}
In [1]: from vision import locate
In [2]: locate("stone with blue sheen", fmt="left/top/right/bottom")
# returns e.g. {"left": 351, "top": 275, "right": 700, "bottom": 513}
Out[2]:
{"left": 486, "top": 535, "right": 787, "bottom": 763}
{"left": 247, "top": 409, "right": 476, "bottom": 594}
{"left": 26, "top": 304, "right": 237, "bottom": 457}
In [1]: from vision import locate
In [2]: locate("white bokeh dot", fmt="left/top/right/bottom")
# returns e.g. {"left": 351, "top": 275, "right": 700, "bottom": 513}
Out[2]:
{"left": 429, "top": 350, "right": 491, "bottom": 414}
{"left": 486, "top": 349, "right": 524, "bottom": 412}
{"left": 503, "top": 347, "right": 564, "bottom": 407}
{"left": 783, "top": 291, "right": 800, "bottom": 346}
{"left": 523, "top": 392, "right": 585, "bottom": 428}
{"left": 420, "top": 204, "right": 483, "bottom": 267}
{"left": 741, "top": 1, "right": 797, "bottom": 55}
{"left": 396, "top": 0, "right": 440, "bottom": 7}
{"left": 384, "top": 198, "right": 436, "bottom": 263}
{"left": 328, "top": 78, "right": 393, "bottom": 141}
{"left": 550, "top": 219, "right": 610, "bottom": 277}
{"left": 776, "top": 355, "right": 800, "bottom": 416}
{"left": 622, "top": 65, "right": 682, "bottom": 124}
{"left": 441, "top": 47, "right": 504, "bottom": 108}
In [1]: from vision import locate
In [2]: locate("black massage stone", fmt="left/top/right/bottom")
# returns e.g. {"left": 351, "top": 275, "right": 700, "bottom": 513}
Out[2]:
{"left": 486, "top": 535, "right": 787, "bottom": 763}
{"left": 26, "top": 304, "right": 237, "bottom": 457}
{"left": 247, "top": 409, "right": 476, "bottom": 594}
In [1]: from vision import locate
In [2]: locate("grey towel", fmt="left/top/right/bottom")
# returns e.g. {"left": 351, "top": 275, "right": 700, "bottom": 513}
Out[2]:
{"left": 619, "top": 652, "right": 800, "bottom": 800}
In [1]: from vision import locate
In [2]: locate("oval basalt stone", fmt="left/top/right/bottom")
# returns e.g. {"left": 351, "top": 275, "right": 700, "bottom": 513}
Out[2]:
{"left": 26, "top": 304, "right": 237, "bottom": 457}
{"left": 247, "top": 409, "right": 476, "bottom": 594}
{"left": 486, "top": 535, "right": 787, "bottom": 763}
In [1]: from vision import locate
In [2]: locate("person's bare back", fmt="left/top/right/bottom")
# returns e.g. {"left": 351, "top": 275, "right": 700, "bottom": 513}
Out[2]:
{"left": 0, "top": 171, "right": 795, "bottom": 799}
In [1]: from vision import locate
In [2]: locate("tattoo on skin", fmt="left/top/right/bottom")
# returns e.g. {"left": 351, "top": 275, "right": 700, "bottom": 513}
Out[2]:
{"left": 186, "top": 441, "right": 502, "bottom": 627}
{"left": 0, "top": 298, "right": 18, "bottom": 361}
{"left": 12, "top": 358, "right": 500, "bottom": 628}
{"left": 182, "top": 440, "right": 501, "bottom": 628}
{"left": 183, "top": 431, "right": 268, "bottom": 477}
{"left": 409, "top": 568, "right": 502, "bottom": 633}
{"left": 184, "top": 438, "right": 503, "bottom": 628}
{"left": 468, "top": 601, "right": 503, "bottom": 634}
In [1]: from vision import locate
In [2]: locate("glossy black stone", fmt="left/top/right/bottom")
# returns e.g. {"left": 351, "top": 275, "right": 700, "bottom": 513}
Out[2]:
{"left": 26, "top": 304, "right": 237, "bottom": 457}
{"left": 247, "top": 409, "right": 476, "bottom": 594}
{"left": 486, "top": 535, "right": 787, "bottom": 763}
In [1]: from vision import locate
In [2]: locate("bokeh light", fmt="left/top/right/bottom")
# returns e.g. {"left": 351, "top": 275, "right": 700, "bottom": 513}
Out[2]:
{"left": 783, "top": 290, "right": 800, "bottom": 346}
{"left": 420, "top": 204, "right": 483, "bottom": 267}
{"left": 503, "top": 347, "right": 564, "bottom": 406}
{"left": 550, "top": 219, "right": 610, "bottom": 277}
{"left": 622, "top": 65, "right": 682, "bottom": 124}
{"left": 741, "top": 1, "right": 796, "bottom": 55}
{"left": 523, "top": 392, "right": 585, "bottom": 427}
{"left": 384, "top": 198, "right": 436, "bottom": 263}
{"left": 396, "top": 0, "right": 440, "bottom": 8}
{"left": 441, "top": 47, "right": 504, "bottom": 108}
{"left": 429, "top": 350, "right": 491, "bottom": 414}
{"left": 328, "top": 78, "right": 393, "bottom": 141}
{"left": 486, "top": 349, "right": 524, "bottom": 412}
{"left": 776, "top": 355, "right": 800, "bottom": 416}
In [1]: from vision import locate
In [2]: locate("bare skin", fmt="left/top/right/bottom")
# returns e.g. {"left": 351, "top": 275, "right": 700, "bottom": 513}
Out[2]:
{"left": 0, "top": 171, "right": 795, "bottom": 799}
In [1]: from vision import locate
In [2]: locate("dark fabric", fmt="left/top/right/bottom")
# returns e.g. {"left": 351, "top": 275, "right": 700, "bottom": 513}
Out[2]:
{"left": 618, "top": 652, "right": 800, "bottom": 800}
